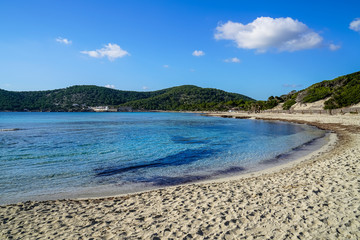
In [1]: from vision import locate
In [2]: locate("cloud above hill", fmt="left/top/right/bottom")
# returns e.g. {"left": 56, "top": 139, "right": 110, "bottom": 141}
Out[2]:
{"left": 215, "top": 17, "right": 323, "bottom": 53}
{"left": 283, "top": 83, "right": 303, "bottom": 88}
{"left": 192, "top": 50, "right": 205, "bottom": 56}
{"left": 329, "top": 43, "right": 341, "bottom": 51}
{"left": 224, "top": 57, "right": 241, "bottom": 63}
{"left": 350, "top": 18, "right": 360, "bottom": 32}
{"left": 81, "top": 43, "right": 129, "bottom": 61}
{"left": 56, "top": 37, "right": 72, "bottom": 45}
{"left": 105, "top": 84, "right": 115, "bottom": 89}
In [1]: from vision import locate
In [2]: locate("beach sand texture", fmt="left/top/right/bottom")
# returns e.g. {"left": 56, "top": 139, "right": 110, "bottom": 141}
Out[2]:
{"left": 0, "top": 113, "right": 359, "bottom": 239}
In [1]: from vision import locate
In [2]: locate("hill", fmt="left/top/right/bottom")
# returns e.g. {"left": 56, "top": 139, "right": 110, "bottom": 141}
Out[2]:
{"left": 258, "top": 71, "right": 360, "bottom": 111}
{"left": 0, "top": 85, "right": 253, "bottom": 112}
{"left": 0, "top": 85, "right": 166, "bottom": 111}
{"left": 121, "top": 85, "right": 253, "bottom": 111}
{"left": 298, "top": 71, "right": 360, "bottom": 109}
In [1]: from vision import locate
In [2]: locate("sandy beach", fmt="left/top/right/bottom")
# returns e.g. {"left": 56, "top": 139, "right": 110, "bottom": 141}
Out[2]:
{"left": 1, "top": 112, "right": 359, "bottom": 239}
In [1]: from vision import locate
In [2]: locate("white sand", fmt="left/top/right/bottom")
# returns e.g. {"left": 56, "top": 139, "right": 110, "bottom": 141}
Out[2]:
{"left": 290, "top": 98, "right": 329, "bottom": 111}
{"left": 1, "top": 113, "right": 359, "bottom": 239}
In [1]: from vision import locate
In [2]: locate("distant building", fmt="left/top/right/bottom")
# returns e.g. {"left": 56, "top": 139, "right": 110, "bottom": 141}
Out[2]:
{"left": 90, "top": 106, "right": 117, "bottom": 112}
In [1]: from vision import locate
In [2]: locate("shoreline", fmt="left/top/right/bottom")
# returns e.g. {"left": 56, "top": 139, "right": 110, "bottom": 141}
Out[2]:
{"left": 0, "top": 113, "right": 331, "bottom": 205}
{"left": 71, "top": 130, "right": 334, "bottom": 203}
{"left": 201, "top": 131, "right": 337, "bottom": 184}
{"left": 1, "top": 113, "right": 359, "bottom": 239}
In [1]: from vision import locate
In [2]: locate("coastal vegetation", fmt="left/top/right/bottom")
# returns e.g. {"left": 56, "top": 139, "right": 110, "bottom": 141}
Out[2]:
{"left": 0, "top": 85, "right": 163, "bottom": 111}
{"left": 120, "top": 85, "right": 253, "bottom": 111}
{"left": 258, "top": 71, "right": 360, "bottom": 110}
{"left": 282, "top": 99, "right": 297, "bottom": 110}
{"left": 1, "top": 71, "right": 359, "bottom": 112}
{"left": 323, "top": 71, "right": 360, "bottom": 109}
{"left": 0, "top": 85, "right": 253, "bottom": 112}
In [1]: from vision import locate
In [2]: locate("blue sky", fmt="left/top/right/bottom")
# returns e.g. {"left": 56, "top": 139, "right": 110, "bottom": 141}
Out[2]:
{"left": 0, "top": 0, "right": 359, "bottom": 100}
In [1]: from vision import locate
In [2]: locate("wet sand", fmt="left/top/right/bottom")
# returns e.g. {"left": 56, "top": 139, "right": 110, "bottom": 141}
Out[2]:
{"left": 1, "top": 113, "right": 359, "bottom": 239}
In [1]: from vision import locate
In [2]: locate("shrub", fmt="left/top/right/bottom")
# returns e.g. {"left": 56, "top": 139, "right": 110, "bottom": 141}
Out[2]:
{"left": 283, "top": 99, "right": 296, "bottom": 110}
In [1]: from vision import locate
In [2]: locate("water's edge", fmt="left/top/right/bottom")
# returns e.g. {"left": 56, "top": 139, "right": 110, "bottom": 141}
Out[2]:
{"left": 0, "top": 113, "right": 332, "bottom": 205}
{"left": 71, "top": 129, "right": 334, "bottom": 204}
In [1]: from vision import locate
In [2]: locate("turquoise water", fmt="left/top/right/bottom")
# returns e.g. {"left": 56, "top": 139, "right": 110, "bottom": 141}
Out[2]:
{"left": 0, "top": 112, "right": 326, "bottom": 204}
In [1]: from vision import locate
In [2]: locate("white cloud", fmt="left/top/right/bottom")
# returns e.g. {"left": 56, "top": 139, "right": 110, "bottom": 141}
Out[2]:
{"left": 142, "top": 86, "right": 149, "bottom": 90}
{"left": 81, "top": 43, "right": 129, "bottom": 61}
{"left": 192, "top": 50, "right": 205, "bottom": 56}
{"left": 163, "top": 65, "right": 169, "bottom": 68}
{"left": 224, "top": 57, "right": 241, "bottom": 63}
{"left": 329, "top": 43, "right": 341, "bottom": 51}
{"left": 105, "top": 84, "right": 115, "bottom": 89}
{"left": 215, "top": 17, "right": 323, "bottom": 52}
{"left": 190, "top": 68, "right": 196, "bottom": 72}
{"left": 349, "top": 18, "right": 360, "bottom": 32}
{"left": 56, "top": 37, "right": 72, "bottom": 45}
{"left": 283, "top": 84, "right": 302, "bottom": 88}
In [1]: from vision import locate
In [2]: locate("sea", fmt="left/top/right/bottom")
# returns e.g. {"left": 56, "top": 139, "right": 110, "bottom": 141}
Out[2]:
{"left": 0, "top": 112, "right": 328, "bottom": 204}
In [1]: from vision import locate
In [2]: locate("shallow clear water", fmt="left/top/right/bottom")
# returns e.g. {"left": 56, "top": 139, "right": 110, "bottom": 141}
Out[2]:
{"left": 0, "top": 112, "right": 326, "bottom": 204}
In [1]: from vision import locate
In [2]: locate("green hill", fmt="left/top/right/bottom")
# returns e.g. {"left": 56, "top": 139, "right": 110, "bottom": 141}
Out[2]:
{"left": 259, "top": 71, "right": 360, "bottom": 110}
{"left": 301, "top": 71, "right": 360, "bottom": 109}
{"left": 0, "top": 85, "right": 253, "bottom": 112}
{"left": 0, "top": 85, "right": 165, "bottom": 111}
{"left": 121, "top": 85, "right": 253, "bottom": 111}
{"left": 4, "top": 71, "right": 356, "bottom": 112}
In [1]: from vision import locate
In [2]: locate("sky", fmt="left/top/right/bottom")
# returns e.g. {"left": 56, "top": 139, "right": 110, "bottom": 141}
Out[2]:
{"left": 0, "top": 0, "right": 359, "bottom": 100}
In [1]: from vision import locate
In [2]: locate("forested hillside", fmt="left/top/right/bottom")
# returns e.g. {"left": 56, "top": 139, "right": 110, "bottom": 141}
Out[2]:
{"left": 0, "top": 85, "right": 167, "bottom": 111}
{"left": 121, "top": 85, "right": 253, "bottom": 111}
{"left": 0, "top": 85, "right": 253, "bottom": 111}
{"left": 257, "top": 71, "right": 360, "bottom": 110}
{"left": 2, "top": 71, "right": 358, "bottom": 112}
